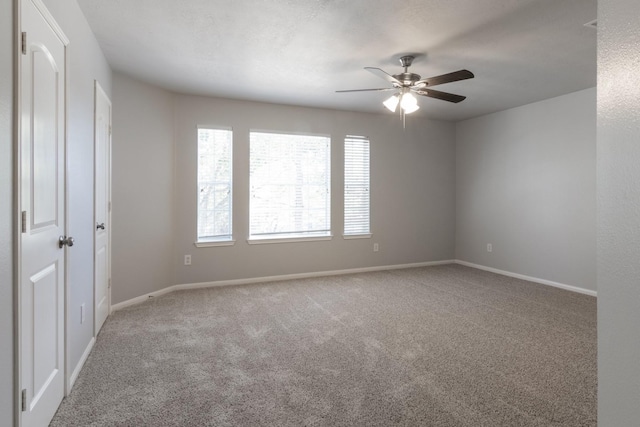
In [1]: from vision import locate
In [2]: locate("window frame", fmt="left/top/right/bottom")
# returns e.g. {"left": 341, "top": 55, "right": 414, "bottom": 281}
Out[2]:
{"left": 343, "top": 135, "right": 371, "bottom": 239}
{"left": 195, "top": 126, "right": 235, "bottom": 247}
{"left": 248, "top": 130, "right": 332, "bottom": 243}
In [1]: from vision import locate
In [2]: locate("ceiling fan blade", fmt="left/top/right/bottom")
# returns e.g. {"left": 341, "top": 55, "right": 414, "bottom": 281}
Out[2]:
{"left": 415, "top": 69, "right": 474, "bottom": 87}
{"left": 335, "top": 88, "right": 396, "bottom": 93}
{"left": 364, "top": 67, "right": 402, "bottom": 86}
{"left": 413, "top": 88, "right": 467, "bottom": 103}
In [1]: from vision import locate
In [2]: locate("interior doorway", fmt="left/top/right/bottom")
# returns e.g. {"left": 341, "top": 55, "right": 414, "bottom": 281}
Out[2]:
{"left": 94, "top": 81, "right": 112, "bottom": 336}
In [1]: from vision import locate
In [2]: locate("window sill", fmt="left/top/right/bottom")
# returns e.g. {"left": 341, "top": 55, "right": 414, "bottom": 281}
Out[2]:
{"left": 194, "top": 239, "right": 236, "bottom": 248}
{"left": 343, "top": 233, "right": 372, "bottom": 240}
{"left": 247, "top": 235, "right": 333, "bottom": 245}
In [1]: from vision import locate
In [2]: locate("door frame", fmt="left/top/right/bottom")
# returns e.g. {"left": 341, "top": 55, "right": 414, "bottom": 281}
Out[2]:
{"left": 93, "top": 80, "right": 112, "bottom": 336}
{"left": 12, "top": 1, "right": 18, "bottom": 424}
{"left": 15, "top": 0, "right": 70, "bottom": 424}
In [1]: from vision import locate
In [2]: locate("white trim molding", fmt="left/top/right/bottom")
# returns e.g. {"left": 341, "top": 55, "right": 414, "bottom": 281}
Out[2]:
{"left": 247, "top": 235, "right": 332, "bottom": 245}
{"left": 343, "top": 233, "right": 372, "bottom": 240}
{"left": 111, "top": 260, "right": 455, "bottom": 311}
{"left": 455, "top": 260, "right": 597, "bottom": 297}
{"left": 194, "top": 239, "right": 235, "bottom": 248}
{"left": 68, "top": 337, "right": 95, "bottom": 392}
{"left": 111, "top": 259, "right": 596, "bottom": 313}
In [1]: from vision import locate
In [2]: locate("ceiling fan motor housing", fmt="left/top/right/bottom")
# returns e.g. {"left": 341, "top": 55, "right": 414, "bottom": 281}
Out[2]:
{"left": 395, "top": 56, "right": 422, "bottom": 86}
{"left": 393, "top": 72, "right": 422, "bottom": 86}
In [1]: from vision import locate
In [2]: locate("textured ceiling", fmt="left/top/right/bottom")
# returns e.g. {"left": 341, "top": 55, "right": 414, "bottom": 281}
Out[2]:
{"left": 77, "top": 0, "right": 597, "bottom": 121}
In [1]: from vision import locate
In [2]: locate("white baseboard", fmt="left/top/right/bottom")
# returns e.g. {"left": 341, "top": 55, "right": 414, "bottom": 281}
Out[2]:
{"left": 68, "top": 337, "right": 95, "bottom": 393}
{"left": 454, "top": 260, "right": 597, "bottom": 297}
{"left": 110, "top": 285, "right": 179, "bottom": 312}
{"left": 111, "top": 260, "right": 455, "bottom": 312}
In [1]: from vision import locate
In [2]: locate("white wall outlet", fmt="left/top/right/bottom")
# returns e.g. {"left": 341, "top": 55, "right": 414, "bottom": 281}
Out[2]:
{"left": 373, "top": 243, "right": 379, "bottom": 252}
{"left": 487, "top": 243, "right": 493, "bottom": 253}
{"left": 184, "top": 254, "right": 192, "bottom": 265}
{"left": 80, "top": 303, "right": 85, "bottom": 324}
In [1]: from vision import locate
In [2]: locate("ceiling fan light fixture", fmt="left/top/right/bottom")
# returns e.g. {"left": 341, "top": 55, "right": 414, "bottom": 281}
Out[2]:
{"left": 403, "top": 103, "right": 420, "bottom": 114}
{"left": 383, "top": 94, "right": 399, "bottom": 112}
{"left": 400, "top": 92, "right": 418, "bottom": 110}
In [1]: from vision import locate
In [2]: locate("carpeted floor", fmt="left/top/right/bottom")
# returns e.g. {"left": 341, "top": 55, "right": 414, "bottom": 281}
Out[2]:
{"left": 50, "top": 264, "right": 596, "bottom": 426}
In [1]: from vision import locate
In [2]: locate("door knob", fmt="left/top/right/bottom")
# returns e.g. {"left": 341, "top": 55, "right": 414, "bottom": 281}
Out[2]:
{"left": 96, "top": 223, "right": 105, "bottom": 230}
{"left": 59, "top": 236, "right": 74, "bottom": 248}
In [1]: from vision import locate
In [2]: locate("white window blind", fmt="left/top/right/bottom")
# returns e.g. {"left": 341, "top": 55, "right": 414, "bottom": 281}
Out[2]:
{"left": 344, "top": 135, "right": 370, "bottom": 236}
{"left": 197, "top": 127, "right": 233, "bottom": 241}
{"left": 249, "top": 131, "right": 331, "bottom": 240}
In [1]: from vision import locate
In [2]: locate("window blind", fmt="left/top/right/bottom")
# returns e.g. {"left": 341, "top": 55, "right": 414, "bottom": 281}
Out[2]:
{"left": 344, "top": 135, "right": 370, "bottom": 236}
{"left": 197, "top": 127, "right": 233, "bottom": 241}
{"left": 249, "top": 131, "right": 331, "bottom": 239}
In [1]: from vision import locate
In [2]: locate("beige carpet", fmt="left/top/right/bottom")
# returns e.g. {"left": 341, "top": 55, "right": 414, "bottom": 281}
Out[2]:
{"left": 51, "top": 264, "right": 596, "bottom": 426}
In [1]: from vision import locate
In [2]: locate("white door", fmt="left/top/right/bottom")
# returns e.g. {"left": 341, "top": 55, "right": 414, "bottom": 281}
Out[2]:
{"left": 94, "top": 82, "right": 111, "bottom": 335}
{"left": 19, "top": 0, "right": 68, "bottom": 426}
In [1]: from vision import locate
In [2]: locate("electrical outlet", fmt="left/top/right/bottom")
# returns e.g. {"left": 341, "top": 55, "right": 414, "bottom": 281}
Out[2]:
{"left": 80, "top": 304, "right": 85, "bottom": 324}
{"left": 487, "top": 243, "right": 492, "bottom": 253}
{"left": 373, "top": 243, "right": 379, "bottom": 252}
{"left": 184, "top": 254, "right": 192, "bottom": 265}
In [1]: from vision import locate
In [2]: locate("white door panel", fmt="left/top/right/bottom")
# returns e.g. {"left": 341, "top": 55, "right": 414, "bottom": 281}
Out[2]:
{"left": 31, "top": 263, "right": 59, "bottom": 396}
{"left": 31, "top": 46, "right": 58, "bottom": 227}
{"left": 20, "top": 0, "right": 68, "bottom": 426}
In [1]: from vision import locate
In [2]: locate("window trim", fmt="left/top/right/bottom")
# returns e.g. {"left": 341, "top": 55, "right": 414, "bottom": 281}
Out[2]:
{"left": 342, "top": 233, "right": 372, "bottom": 240}
{"left": 343, "top": 134, "right": 371, "bottom": 237}
{"left": 194, "top": 239, "right": 236, "bottom": 248}
{"left": 248, "top": 130, "right": 332, "bottom": 242}
{"left": 247, "top": 235, "right": 332, "bottom": 245}
{"left": 196, "top": 125, "right": 234, "bottom": 244}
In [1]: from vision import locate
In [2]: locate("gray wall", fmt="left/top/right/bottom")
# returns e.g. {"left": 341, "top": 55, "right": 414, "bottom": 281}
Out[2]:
{"left": 110, "top": 74, "right": 456, "bottom": 304}
{"left": 455, "top": 88, "right": 596, "bottom": 292}
{"left": 41, "top": 0, "right": 112, "bottom": 382}
{"left": 172, "top": 94, "right": 456, "bottom": 287}
{"left": 1, "top": 0, "right": 14, "bottom": 425}
{"left": 112, "top": 73, "right": 175, "bottom": 304}
{"left": 598, "top": 0, "right": 640, "bottom": 423}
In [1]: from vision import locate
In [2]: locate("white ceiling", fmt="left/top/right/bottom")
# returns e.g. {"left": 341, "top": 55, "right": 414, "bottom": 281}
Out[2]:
{"left": 77, "top": 0, "right": 597, "bottom": 121}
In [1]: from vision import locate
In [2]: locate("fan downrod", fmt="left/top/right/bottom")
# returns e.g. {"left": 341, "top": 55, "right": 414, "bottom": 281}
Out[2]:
{"left": 395, "top": 55, "right": 420, "bottom": 85}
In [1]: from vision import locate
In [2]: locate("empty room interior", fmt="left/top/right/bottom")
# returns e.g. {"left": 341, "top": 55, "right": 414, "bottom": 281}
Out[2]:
{"left": 3, "top": 0, "right": 640, "bottom": 425}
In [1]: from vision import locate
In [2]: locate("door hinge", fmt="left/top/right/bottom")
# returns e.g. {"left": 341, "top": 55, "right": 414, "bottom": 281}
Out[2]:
{"left": 21, "top": 211, "right": 27, "bottom": 233}
{"left": 109, "top": 125, "right": 112, "bottom": 136}
{"left": 108, "top": 201, "right": 112, "bottom": 212}
{"left": 21, "top": 32, "right": 27, "bottom": 55}
{"left": 108, "top": 278, "right": 112, "bottom": 289}
{"left": 21, "top": 389, "right": 26, "bottom": 412}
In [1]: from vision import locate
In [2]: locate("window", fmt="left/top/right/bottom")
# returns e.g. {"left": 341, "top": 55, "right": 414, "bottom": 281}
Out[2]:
{"left": 249, "top": 131, "right": 331, "bottom": 242}
{"left": 197, "top": 127, "right": 233, "bottom": 244}
{"left": 344, "top": 135, "right": 370, "bottom": 237}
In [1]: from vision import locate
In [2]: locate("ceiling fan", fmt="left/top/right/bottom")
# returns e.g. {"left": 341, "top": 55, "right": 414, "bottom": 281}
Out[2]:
{"left": 337, "top": 55, "right": 474, "bottom": 119}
